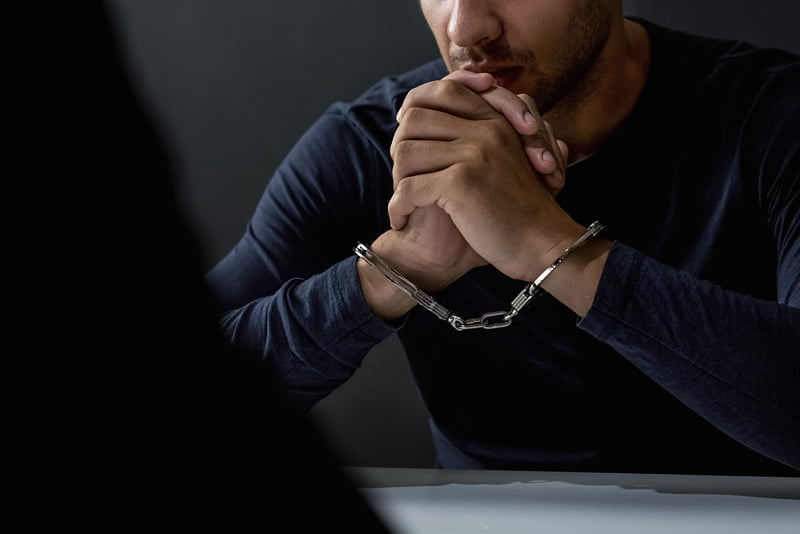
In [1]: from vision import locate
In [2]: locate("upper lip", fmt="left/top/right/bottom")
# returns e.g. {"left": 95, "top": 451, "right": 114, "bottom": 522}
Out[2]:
{"left": 461, "top": 63, "right": 520, "bottom": 75}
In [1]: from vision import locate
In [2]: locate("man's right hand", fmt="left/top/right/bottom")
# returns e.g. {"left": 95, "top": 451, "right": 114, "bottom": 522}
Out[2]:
{"left": 358, "top": 71, "right": 569, "bottom": 322}
{"left": 408, "top": 69, "right": 569, "bottom": 196}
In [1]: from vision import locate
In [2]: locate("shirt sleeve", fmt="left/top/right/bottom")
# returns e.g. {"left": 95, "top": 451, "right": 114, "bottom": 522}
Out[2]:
{"left": 205, "top": 107, "right": 398, "bottom": 411}
{"left": 578, "top": 62, "right": 800, "bottom": 470}
{"left": 579, "top": 242, "right": 800, "bottom": 470}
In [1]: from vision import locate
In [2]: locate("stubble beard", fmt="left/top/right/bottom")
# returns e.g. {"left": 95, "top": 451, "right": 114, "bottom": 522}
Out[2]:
{"left": 537, "top": 1, "right": 611, "bottom": 115}
{"left": 448, "top": 1, "right": 612, "bottom": 115}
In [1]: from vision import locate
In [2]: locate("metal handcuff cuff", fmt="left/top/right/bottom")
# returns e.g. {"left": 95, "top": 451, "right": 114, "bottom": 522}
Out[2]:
{"left": 354, "top": 220, "right": 605, "bottom": 331}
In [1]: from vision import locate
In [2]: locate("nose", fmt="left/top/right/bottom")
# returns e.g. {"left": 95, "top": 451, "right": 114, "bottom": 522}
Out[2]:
{"left": 447, "top": 0, "right": 502, "bottom": 48}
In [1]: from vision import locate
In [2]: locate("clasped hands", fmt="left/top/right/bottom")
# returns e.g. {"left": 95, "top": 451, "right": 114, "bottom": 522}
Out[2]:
{"left": 387, "top": 69, "right": 578, "bottom": 289}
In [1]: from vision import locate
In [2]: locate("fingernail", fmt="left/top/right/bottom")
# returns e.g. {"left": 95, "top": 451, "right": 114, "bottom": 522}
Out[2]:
{"left": 523, "top": 111, "right": 535, "bottom": 123}
{"left": 542, "top": 150, "right": 555, "bottom": 162}
{"left": 396, "top": 110, "right": 402, "bottom": 123}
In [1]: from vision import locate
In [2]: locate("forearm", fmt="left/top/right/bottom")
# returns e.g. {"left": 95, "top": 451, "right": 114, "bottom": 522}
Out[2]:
{"left": 579, "top": 242, "right": 800, "bottom": 470}
{"left": 217, "top": 257, "right": 396, "bottom": 412}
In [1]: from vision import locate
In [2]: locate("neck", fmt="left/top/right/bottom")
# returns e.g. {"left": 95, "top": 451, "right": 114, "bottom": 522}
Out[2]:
{"left": 545, "top": 18, "right": 650, "bottom": 164}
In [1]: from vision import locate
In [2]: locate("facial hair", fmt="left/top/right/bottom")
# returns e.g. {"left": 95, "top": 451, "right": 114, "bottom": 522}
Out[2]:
{"left": 449, "top": 0, "right": 612, "bottom": 114}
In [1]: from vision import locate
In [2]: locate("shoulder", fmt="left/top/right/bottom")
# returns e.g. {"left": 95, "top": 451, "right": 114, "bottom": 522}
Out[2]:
{"left": 632, "top": 17, "right": 799, "bottom": 161}
{"left": 319, "top": 59, "right": 448, "bottom": 151}
{"left": 273, "top": 59, "right": 447, "bottom": 198}
{"left": 625, "top": 20, "right": 798, "bottom": 212}
{"left": 337, "top": 58, "right": 448, "bottom": 116}
{"left": 635, "top": 16, "right": 799, "bottom": 102}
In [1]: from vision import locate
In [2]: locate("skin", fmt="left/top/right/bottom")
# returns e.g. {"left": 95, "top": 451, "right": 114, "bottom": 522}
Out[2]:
{"left": 358, "top": 0, "right": 650, "bottom": 321}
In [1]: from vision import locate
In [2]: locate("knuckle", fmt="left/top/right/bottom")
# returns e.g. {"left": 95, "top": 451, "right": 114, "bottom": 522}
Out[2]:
{"left": 434, "top": 79, "right": 469, "bottom": 102}
{"left": 403, "top": 83, "right": 424, "bottom": 102}
{"left": 404, "top": 79, "right": 443, "bottom": 105}
{"left": 393, "top": 139, "right": 414, "bottom": 159}
{"left": 394, "top": 176, "right": 413, "bottom": 196}
{"left": 437, "top": 78, "right": 461, "bottom": 95}
{"left": 395, "top": 178, "right": 411, "bottom": 195}
{"left": 402, "top": 105, "right": 425, "bottom": 123}
{"left": 391, "top": 142, "right": 414, "bottom": 179}
{"left": 392, "top": 167, "right": 404, "bottom": 188}
{"left": 462, "top": 142, "right": 485, "bottom": 164}
{"left": 448, "top": 161, "right": 476, "bottom": 191}
{"left": 478, "top": 120, "right": 508, "bottom": 147}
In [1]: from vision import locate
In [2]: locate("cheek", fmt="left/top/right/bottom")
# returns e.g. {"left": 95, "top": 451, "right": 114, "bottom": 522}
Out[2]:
{"left": 420, "top": 2, "right": 452, "bottom": 60}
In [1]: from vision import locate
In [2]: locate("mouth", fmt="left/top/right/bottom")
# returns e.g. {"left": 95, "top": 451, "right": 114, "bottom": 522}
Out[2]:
{"left": 488, "top": 67, "right": 523, "bottom": 89}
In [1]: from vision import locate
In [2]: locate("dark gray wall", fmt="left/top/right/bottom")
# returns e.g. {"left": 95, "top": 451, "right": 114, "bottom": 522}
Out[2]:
{"left": 106, "top": 0, "right": 440, "bottom": 467}
{"left": 625, "top": 0, "right": 800, "bottom": 53}
{"left": 106, "top": 1, "right": 799, "bottom": 468}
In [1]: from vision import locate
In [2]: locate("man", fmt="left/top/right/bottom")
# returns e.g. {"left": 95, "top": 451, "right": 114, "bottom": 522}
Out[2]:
{"left": 206, "top": 1, "right": 799, "bottom": 475}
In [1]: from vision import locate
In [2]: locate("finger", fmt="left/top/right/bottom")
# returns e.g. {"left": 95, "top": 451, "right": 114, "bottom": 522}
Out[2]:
{"left": 538, "top": 137, "right": 570, "bottom": 197}
{"left": 396, "top": 78, "right": 496, "bottom": 124}
{"left": 521, "top": 145, "right": 563, "bottom": 196}
{"left": 392, "top": 139, "right": 467, "bottom": 189}
{"left": 390, "top": 107, "right": 462, "bottom": 159}
{"left": 542, "top": 120, "right": 567, "bottom": 174}
{"left": 524, "top": 145, "right": 559, "bottom": 176}
{"left": 441, "top": 69, "right": 496, "bottom": 94}
{"left": 443, "top": 70, "right": 539, "bottom": 136}
{"left": 517, "top": 123, "right": 561, "bottom": 175}
{"left": 556, "top": 139, "right": 569, "bottom": 164}
{"left": 533, "top": 135, "right": 570, "bottom": 178}
{"left": 388, "top": 172, "right": 448, "bottom": 231}
{"left": 517, "top": 94, "right": 565, "bottom": 174}
{"left": 541, "top": 169, "right": 565, "bottom": 198}
{"left": 546, "top": 139, "right": 570, "bottom": 197}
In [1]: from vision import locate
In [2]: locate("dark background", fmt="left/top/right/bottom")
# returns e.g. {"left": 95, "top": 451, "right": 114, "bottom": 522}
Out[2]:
{"left": 105, "top": 0, "right": 800, "bottom": 468}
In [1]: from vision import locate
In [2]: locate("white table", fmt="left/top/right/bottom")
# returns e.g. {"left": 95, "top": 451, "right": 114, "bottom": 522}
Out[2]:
{"left": 346, "top": 466, "right": 800, "bottom": 533}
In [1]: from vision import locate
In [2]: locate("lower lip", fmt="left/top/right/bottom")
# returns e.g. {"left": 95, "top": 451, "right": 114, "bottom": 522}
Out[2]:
{"left": 491, "top": 67, "right": 523, "bottom": 89}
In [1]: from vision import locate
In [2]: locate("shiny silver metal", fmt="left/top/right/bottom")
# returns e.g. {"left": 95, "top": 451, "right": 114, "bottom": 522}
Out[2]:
{"left": 354, "top": 220, "right": 605, "bottom": 331}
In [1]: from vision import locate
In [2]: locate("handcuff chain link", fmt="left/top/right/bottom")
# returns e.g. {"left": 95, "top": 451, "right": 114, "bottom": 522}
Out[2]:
{"left": 354, "top": 221, "right": 604, "bottom": 331}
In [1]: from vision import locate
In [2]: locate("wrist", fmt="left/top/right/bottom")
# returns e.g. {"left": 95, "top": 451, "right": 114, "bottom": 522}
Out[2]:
{"left": 517, "top": 220, "right": 588, "bottom": 282}
{"left": 513, "top": 219, "right": 611, "bottom": 318}
{"left": 356, "top": 255, "right": 416, "bottom": 322}
{"left": 356, "top": 231, "right": 464, "bottom": 322}
{"left": 536, "top": 232, "right": 612, "bottom": 317}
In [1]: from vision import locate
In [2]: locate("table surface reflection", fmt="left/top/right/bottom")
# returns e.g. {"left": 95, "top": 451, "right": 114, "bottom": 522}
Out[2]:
{"left": 346, "top": 466, "right": 800, "bottom": 534}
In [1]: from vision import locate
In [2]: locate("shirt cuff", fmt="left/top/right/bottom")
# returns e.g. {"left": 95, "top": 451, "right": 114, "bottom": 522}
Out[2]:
{"left": 577, "top": 241, "right": 643, "bottom": 342}
{"left": 331, "top": 255, "right": 401, "bottom": 342}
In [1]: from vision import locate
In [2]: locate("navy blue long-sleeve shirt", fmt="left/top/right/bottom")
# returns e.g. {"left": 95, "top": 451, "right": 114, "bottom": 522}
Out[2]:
{"left": 206, "top": 18, "right": 800, "bottom": 475}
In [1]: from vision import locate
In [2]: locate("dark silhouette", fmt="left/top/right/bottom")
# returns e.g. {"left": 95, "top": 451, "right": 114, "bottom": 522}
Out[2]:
{"left": 14, "top": 2, "right": 390, "bottom": 529}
